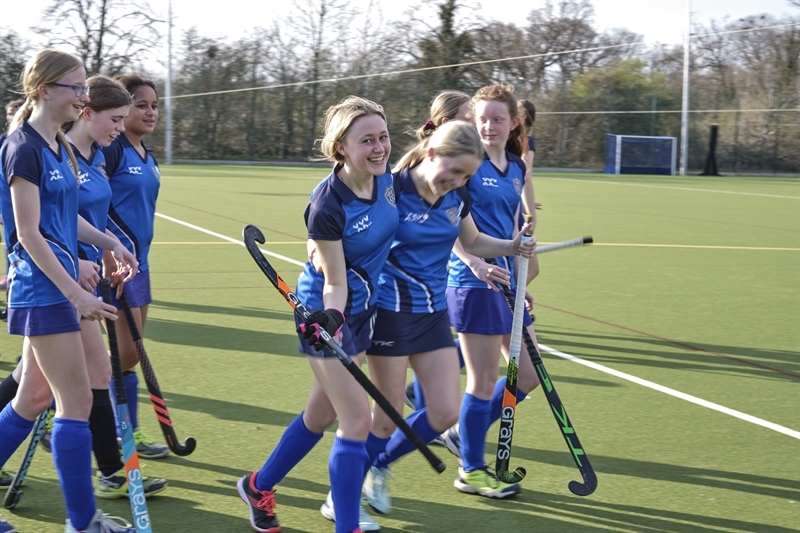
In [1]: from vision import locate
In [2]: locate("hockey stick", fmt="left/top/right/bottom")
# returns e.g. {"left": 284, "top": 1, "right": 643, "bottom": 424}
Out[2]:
{"left": 243, "top": 224, "right": 446, "bottom": 474}
{"left": 101, "top": 280, "right": 153, "bottom": 532}
{"left": 119, "top": 291, "right": 197, "bottom": 456}
{"left": 497, "top": 286, "right": 598, "bottom": 497}
{"left": 494, "top": 216, "right": 533, "bottom": 484}
{"left": 3, "top": 409, "right": 47, "bottom": 509}
{"left": 534, "top": 236, "right": 593, "bottom": 255}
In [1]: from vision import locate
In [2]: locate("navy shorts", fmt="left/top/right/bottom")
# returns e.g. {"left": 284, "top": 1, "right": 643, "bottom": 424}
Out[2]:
{"left": 367, "top": 309, "right": 455, "bottom": 356}
{"left": 7, "top": 302, "right": 80, "bottom": 336}
{"left": 296, "top": 308, "right": 376, "bottom": 358}
{"left": 109, "top": 270, "right": 152, "bottom": 309}
{"left": 446, "top": 287, "right": 532, "bottom": 335}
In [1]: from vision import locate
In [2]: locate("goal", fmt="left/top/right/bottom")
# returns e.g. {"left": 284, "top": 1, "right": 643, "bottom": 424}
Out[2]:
{"left": 604, "top": 134, "right": 677, "bottom": 175}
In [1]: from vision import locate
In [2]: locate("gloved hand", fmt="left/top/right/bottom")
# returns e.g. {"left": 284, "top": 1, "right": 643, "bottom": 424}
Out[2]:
{"left": 297, "top": 308, "right": 345, "bottom": 350}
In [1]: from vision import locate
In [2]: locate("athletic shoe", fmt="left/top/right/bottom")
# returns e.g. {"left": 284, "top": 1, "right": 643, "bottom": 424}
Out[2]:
{"left": 0, "top": 470, "right": 14, "bottom": 488}
{"left": 95, "top": 468, "right": 168, "bottom": 499}
{"left": 363, "top": 466, "right": 392, "bottom": 514}
{"left": 320, "top": 491, "right": 381, "bottom": 532}
{"left": 237, "top": 472, "right": 281, "bottom": 533}
{"left": 132, "top": 429, "right": 169, "bottom": 459}
{"left": 403, "top": 383, "right": 416, "bottom": 410}
{"left": 40, "top": 408, "right": 56, "bottom": 453}
{"left": 453, "top": 467, "right": 521, "bottom": 499}
{"left": 64, "top": 509, "right": 135, "bottom": 533}
{"left": 440, "top": 424, "right": 461, "bottom": 462}
{"left": 0, "top": 517, "right": 15, "bottom": 533}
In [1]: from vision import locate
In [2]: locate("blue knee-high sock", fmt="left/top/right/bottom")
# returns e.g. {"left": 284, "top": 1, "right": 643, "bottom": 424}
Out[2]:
{"left": 374, "top": 408, "right": 441, "bottom": 469}
{"left": 123, "top": 371, "right": 139, "bottom": 430}
{"left": 489, "top": 378, "right": 528, "bottom": 425}
{"left": 0, "top": 405, "right": 34, "bottom": 467}
{"left": 329, "top": 436, "right": 368, "bottom": 533}
{"left": 256, "top": 413, "right": 323, "bottom": 491}
{"left": 364, "top": 432, "right": 390, "bottom": 478}
{"left": 52, "top": 418, "right": 95, "bottom": 531}
{"left": 460, "top": 393, "right": 491, "bottom": 472}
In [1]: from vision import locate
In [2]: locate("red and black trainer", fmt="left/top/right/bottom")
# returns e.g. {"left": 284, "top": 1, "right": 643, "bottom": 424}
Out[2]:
{"left": 237, "top": 472, "right": 281, "bottom": 533}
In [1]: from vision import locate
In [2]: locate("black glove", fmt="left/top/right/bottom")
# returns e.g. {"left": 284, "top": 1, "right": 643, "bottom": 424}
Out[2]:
{"left": 297, "top": 308, "right": 345, "bottom": 350}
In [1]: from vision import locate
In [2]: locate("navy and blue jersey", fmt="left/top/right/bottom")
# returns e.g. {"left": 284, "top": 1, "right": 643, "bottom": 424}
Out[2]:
{"left": 377, "top": 168, "right": 470, "bottom": 314}
{"left": 0, "top": 121, "right": 79, "bottom": 307}
{"left": 447, "top": 151, "right": 526, "bottom": 289}
{"left": 296, "top": 166, "right": 399, "bottom": 316}
{"left": 73, "top": 142, "right": 112, "bottom": 265}
{"left": 102, "top": 133, "right": 160, "bottom": 271}
{"left": 527, "top": 136, "right": 536, "bottom": 153}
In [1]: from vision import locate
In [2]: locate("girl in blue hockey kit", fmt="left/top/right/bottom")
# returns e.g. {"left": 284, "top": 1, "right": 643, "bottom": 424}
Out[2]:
{"left": 359, "top": 121, "right": 535, "bottom": 519}
{"left": 443, "top": 84, "right": 542, "bottom": 499}
{"left": 0, "top": 49, "right": 138, "bottom": 533}
{"left": 238, "top": 96, "right": 398, "bottom": 533}
{"left": 101, "top": 75, "right": 168, "bottom": 460}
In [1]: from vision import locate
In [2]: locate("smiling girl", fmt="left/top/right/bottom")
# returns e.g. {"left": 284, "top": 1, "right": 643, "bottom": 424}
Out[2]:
{"left": 0, "top": 48, "right": 138, "bottom": 533}
{"left": 101, "top": 75, "right": 167, "bottom": 460}
{"left": 238, "top": 96, "right": 399, "bottom": 533}
{"left": 442, "top": 84, "right": 542, "bottom": 499}
{"left": 360, "top": 120, "right": 535, "bottom": 518}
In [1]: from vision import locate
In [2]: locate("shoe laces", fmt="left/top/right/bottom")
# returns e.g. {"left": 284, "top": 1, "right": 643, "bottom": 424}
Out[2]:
{"left": 133, "top": 429, "right": 155, "bottom": 445}
{"left": 94, "top": 512, "right": 133, "bottom": 533}
{"left": 371, "top": 467, "right": 392, "bottom": 493}
{"left": 255, "top": 487, "right": 278, "bottom": 515}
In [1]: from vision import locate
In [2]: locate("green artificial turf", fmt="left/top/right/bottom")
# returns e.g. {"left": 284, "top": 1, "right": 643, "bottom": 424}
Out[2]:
{"left": 0, "top": 167, "right": 797, "bottom": 532}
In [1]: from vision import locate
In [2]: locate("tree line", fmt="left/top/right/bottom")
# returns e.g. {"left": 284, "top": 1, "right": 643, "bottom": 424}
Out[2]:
{"left": 1, "top": 0, "right": 798, "bottom": 173}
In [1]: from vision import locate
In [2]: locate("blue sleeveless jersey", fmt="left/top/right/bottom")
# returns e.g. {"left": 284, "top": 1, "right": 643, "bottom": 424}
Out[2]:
{"left": 102, "top": 134, "right": 160, "bottom": 271}
{"left": 0, "top": 122, "right": 80, "bottom": 307}
{"left": 74, "top": 143, "right": 112, "bottom": 265}
{"left": 296, "top": 166, "right": 399, "bottom": 315}
{"left": 378, "top": 168, "right": 470, "bottom": 314}
{"left": 447, "top": 151, "right": 526, "bottom": 289}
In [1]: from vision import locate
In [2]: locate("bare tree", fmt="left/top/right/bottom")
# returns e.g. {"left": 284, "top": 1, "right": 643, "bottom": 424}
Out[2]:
{"left": 33, "top": 0, "right": 163, "bottom": 76}
{"left": 0, "top": 29, "right": 29, "bottom": 104}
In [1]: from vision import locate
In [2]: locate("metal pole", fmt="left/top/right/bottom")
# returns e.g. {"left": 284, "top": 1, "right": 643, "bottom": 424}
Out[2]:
{"left": 165, "top": 0, "right": 173, "bottom": 164}
{"left": 679, "top": 0, "right": 691, "bottom": 175}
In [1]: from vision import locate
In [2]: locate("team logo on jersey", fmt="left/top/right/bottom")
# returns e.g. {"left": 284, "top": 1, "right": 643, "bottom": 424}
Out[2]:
{"left": 513, "top": 178, "right": 521, "bottom": 195}
{"left": 447, "top": 206, "right": 460, "bottom": 226}
{"left": 482, "top": 177, "right": 498, "bottom": 187}
{"left": 384, "top": 185, "right": 395, "bottom": 206}
{"left": 49, "top": 169, "right": 64, "bottom": 181}
{"left": 152, "top": 166, "right": 161, "bottom": 182}
{"left": 352, "top": 215, "right": 372, "bottom": 233}
{"left": 78, "top": 171, "right": 89, "bottom": 185}
{"left": 97, "top": 162, "right": 107, "bottom": 178}
{"left": 404, "top": 212, "right": 429, "bottom": 223}
{"left": 128, "top": 166, "right": 143, "bottom": 175}
{"left": 372, "top": 340, "right": 395, "bottom": 347}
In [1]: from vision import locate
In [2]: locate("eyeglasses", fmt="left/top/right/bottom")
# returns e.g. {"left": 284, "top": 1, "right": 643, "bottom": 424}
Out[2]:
{"left": 51, "top": 83, "right": 90, "bottom": 97}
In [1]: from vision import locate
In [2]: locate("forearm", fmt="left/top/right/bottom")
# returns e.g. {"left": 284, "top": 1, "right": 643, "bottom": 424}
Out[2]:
{"left": 452, "top": 238, "right": 486, "bottom": 271}
{"left": 461, "top": 233, "right": 514, "bottom": 259}
{"left": 322, "top": 283, "right": 348, "bottom": 313}
{"left": 77, "top": 216, "right": 119, "bottom": 249}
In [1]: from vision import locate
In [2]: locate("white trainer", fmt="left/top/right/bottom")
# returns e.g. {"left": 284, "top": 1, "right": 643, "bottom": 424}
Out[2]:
{"left": 363, "top": 466, "right": 392, "bottom": 514}
{"left": 320, "top": 490, "right": 381, "bottom": 532}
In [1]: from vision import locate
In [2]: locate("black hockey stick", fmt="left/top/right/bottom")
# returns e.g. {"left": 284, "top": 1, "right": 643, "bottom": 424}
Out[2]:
{"left": 102, "top": 280, "right": 153, "bottom": 532}
{"left": 494, "top": 216, "right": 533, "bottom": 484}
{"left": 243, "top": 224, "right": 446, "bottom": 473}
{"left": 497, "top": 285, "right": 598, "bottom": 496}
{"left": 3, "top": 409, "right": 47, "bottom": 509}
{"left": 119, "top": 291, "right": 196, "bottom": 456}
{"left": 534, "top": 236, "right": 593, "bottom": 255}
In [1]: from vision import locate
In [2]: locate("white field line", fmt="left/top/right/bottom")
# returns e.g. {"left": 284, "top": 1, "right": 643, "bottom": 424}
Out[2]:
{"left": 155, "top": 213, "right": 304, "bottom": 267}
{"left": 538, "top": 343, "right": 800, "bottom": 440}
{"left": 542, "top": 176, "right": 800, "bottom": 200}
{"left": 157, "top": 212, "right": 800, "bottom": 440}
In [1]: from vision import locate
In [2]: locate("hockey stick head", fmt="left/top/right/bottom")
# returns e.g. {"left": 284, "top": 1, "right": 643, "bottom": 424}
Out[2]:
{"left": 243, "top": 224, "right": 266, "bottom": 247}
{"left": 568, "top": 469, "right": 598, "bottom": 496}
{"left": 3, "top": 488, "right": 22, "bottom": 509}
{"left": 583, "top": 236, "right": 593, "bottom": 244}
{"left": 497, "top": 466, "right": 527, "bottom": 484}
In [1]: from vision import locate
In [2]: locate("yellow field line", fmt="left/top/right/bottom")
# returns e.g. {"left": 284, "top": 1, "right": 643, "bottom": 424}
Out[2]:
{"left": 590, "top": 243, "right": 800, "bottom": 251}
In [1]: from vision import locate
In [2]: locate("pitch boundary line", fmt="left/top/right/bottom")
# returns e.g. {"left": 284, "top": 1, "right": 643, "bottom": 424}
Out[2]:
{"left": 156, "top": 212, "right": 799, "bottom": 440}
{"left": 538, "top": 343, "right": 800, "bottom": 440}
{"left": 542, "top": 176, "right": 800, "bottom": 199}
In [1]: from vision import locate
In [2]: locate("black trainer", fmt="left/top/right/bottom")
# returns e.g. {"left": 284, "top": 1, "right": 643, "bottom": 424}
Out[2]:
{"left": 237, "top": 472, "right": 281, "bottom": 533}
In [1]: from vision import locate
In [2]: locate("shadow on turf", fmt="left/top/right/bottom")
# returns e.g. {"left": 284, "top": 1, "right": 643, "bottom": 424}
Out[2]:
{"left": 151, "top": 299, "right": 294, "bottom": 321}
{"left": 505, "top": 444, "right": 800, "bottom": 502}
{"left": 537, "top": 326, "right": 800, "bottom": 382}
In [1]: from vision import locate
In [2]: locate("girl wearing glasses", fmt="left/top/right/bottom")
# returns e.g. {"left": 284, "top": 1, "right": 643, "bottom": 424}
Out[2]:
{"left": 100, "top": 75, "right": 167, "bottom": 460}
{"left": 0, "top": 49, "right": 138, "bottom": 533}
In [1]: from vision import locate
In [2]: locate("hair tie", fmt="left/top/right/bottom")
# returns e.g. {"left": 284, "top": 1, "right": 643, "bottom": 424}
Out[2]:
{"left": 423, "top": 120, "right": 436, "bottom": 131}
